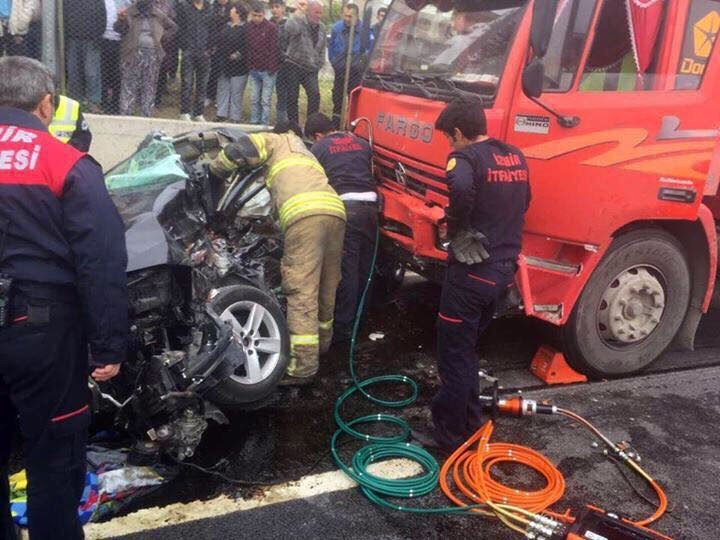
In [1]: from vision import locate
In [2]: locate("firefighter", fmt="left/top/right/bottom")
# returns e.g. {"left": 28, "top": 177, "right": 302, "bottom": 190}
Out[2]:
{"left": 0, "top": 57, "right": 128, "bottom": 539}
{"left": 305, "top": 112, "right": 377, "bottom": 344}
{"left": 210, "top": 124, "right": 346, "bottom": 385}
{"left": 415, "top": 98, "right": 531, "bottom": 451}
{"left": 49, "top": 94, "right": 92, "bottom": 152}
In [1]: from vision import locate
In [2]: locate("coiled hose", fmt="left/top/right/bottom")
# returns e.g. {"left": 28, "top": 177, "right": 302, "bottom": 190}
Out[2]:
{"left": 330, "top": 227, "right": 668, "bottom": 535}
{"left": 331, "top": 227, "right": 470, "bottom": 513}
{"left": 329, "top": 228, "right": 563, "bottom": 521}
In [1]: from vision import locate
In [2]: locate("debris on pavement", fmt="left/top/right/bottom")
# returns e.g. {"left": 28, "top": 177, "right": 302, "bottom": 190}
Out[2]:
{"left": 10, "top": 470, "right": 100, "bottom": 527}
{"left": 8, "top": 446, "right": 175, "bottom": 529}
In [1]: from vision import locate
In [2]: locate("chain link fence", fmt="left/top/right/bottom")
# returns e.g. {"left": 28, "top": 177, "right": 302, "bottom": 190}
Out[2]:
{"left": 0, "top": 0, "right": 387, "bottom": 128}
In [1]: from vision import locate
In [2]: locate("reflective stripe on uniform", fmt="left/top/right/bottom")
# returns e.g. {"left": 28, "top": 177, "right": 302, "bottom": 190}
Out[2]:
{"left": 290, "top": 334, "right": 319, "bottom": 349}
{"left": 279, "top": 191, "right": 346, "bottom": 230}
{"left": 249, "top": 133, "right": 268, "bottom": 162}
{"left": 319, "top": 319, "right": 333, "bottom": 330}
{"left": 49, "top": 96, "right": 80, "bottom": 143}
{"left": 217, "top": 149, "right": 237, "bottom": 172}
{"left": 266, "top": 157, "right": 326, "bottom": 188}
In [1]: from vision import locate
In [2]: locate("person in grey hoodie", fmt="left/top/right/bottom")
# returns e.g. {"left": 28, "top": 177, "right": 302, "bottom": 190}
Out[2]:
{"left": 7, "top": 0, "right": 41, "bottom": 58}
{"left": 282, "top": 0, "right": 325, "bottom": 125}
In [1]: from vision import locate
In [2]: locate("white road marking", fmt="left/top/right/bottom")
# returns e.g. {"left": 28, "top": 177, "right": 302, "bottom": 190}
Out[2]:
{"left": 84, "top": 459, "right": 423, "bottom": 539}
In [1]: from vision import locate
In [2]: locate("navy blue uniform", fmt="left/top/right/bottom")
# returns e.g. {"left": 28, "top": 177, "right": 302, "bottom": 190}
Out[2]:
{"left": 311, "top": 132, "right": 377, "bottom": 341}
{"left": 0, "top": 107, "right": 128, "bottom": 539}
{"left": 432, "top": 138, "right": 530, "bottom": 449}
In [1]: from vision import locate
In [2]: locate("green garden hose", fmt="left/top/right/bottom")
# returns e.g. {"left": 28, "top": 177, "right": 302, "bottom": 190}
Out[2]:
{"left": 330, "top": 227, "right": 476, "bottom": 514}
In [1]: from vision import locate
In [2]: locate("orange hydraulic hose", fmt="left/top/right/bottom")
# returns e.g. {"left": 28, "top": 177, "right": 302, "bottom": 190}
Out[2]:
{"left": 556, "top": 408, "right": 668, "bottom": 527}
{"left": 440, "top": 421, "right": 565, "bottom": 516}
{"left": 439, "top": 414, "right": 669, "bottom": 534}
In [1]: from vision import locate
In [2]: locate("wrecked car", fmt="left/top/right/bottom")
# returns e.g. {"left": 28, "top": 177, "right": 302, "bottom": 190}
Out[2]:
{"left": 92, "top": 129, "right": 288, "bottom": 460}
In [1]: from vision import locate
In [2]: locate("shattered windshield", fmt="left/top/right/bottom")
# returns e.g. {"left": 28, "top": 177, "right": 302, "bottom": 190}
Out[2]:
{"left": 105, "top": 139, "right": 189, "bottom": 223}
{"left": 367, "top": 0, "right": 526, "bottom": 98}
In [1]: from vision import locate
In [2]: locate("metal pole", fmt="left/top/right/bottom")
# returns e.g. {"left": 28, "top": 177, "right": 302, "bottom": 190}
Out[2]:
{"left": 57, "top": 0, "right": 67, "bottom": 95}
{"left": 340, "top": 10, "right": 357, "bottom": 129}
{"left": 41, "top": 0, "right": 57, "bottom": 75}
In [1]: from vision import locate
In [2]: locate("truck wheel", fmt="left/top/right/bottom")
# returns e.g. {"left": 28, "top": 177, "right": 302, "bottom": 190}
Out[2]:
{"left": 207, "top": 285, "right": 289, "bottom": 407}
{"left": 563, "top": 229, "right": 690, "bottom": 378}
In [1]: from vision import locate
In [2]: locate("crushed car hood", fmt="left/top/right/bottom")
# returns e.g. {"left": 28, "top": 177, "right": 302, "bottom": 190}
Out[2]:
{"left": 105, "top": 132, "right": 281, "bottom": 290}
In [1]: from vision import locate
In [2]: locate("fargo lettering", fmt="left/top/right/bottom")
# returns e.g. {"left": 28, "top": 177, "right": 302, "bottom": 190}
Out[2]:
{"left": 376, "top": 112, "right": 433, "bottom": 144}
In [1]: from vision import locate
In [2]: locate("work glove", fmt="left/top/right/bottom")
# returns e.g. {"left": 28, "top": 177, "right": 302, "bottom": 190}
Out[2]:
{"left": 451, "top": 229, "right": 490, "bottom": 265}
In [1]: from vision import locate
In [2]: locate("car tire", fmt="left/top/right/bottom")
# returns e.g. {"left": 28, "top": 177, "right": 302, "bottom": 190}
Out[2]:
{"left": 562, "top": 229, "right": 690, "bottom": 379}
{"left": 207, "top": 285, "right": 289, "bottom": 407}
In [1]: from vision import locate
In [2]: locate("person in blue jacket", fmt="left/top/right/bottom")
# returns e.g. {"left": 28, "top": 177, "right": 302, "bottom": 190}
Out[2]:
{"left": 328, "top": 2, "right": 373, "bottom": 126}
{"left": 413, "top": 98, "right": 531, "bottom": 452}
{"left": 0, "top": 56, "right": 128, "bottom": 540}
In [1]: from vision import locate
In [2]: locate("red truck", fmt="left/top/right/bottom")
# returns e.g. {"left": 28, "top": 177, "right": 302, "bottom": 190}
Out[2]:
{"left": 350, "top": 0, "right": 720, "bottom": 378}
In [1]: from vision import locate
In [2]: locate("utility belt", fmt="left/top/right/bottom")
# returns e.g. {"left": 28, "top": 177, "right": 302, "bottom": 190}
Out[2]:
{"left": 0, "top": 278, "right": 78, "bottom": 328}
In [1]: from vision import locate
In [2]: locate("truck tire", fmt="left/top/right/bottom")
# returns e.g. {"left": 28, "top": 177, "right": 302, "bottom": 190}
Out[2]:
{"left": 562, "top": 229, "right": 690, "bottom": 379}
{"left": 207, "top": 285, "right": 289, "bottom": 407}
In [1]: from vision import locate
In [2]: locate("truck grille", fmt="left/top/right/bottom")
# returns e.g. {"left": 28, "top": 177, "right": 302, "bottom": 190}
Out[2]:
{"left": 377, "top": 162, "right": 428, "bottom": 196}
{"left": 375, "top": 155, "right": 447, "bottom": 198}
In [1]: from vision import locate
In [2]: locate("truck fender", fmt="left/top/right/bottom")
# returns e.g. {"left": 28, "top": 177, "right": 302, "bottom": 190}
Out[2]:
{"left": 671, "top": 203, "right": 717, "bottom": 351}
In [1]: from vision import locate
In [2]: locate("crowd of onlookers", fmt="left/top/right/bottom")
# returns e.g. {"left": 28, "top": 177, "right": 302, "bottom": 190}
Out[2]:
{"left": 0, "top": 0, "right": 388, "bottom": 125}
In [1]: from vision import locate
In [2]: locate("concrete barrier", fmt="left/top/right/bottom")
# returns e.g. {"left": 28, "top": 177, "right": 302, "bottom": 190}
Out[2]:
{"left": 85, "top": 114, "right": 267, "bottom": 171}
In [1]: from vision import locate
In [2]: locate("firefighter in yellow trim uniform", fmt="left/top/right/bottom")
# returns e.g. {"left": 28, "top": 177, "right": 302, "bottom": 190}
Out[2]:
{"left": 210, "top": 127, "right": 346, "bottom": 385}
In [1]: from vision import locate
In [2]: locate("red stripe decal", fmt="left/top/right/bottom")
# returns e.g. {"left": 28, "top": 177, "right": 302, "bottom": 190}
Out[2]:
{"left": 12, "top": 315, "right": 28, "bottom": 323}
{"left": 438, "top": 312, "right": 463, "bottom": 324}
{"left": 467, "top": 273, "right": 496, "bottom": 286}
{"left": 51, "top": 404, "right": 89, "bottom": 423}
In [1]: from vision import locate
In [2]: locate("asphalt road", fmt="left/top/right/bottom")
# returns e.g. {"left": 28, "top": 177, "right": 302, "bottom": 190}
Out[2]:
{"left": 87, "top": 277, "right": 720, "bottom": 539}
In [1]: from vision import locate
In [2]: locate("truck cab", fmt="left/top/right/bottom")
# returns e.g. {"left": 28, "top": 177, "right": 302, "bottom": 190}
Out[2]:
{"left": 350, "top": 0, "right": 720, "bottom": 377}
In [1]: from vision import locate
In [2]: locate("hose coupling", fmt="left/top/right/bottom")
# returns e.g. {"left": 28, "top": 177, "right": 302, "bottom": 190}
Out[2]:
{"left": 498, "top": 397, "right": 557, "bottom": 417}
{"left": 527, "top": 520, "right": 555, "bottom": 538}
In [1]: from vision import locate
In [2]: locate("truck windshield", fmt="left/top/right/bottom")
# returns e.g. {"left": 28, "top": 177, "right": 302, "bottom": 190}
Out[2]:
{"left": 366, "top": 0, "right": 527, "bottom": 100}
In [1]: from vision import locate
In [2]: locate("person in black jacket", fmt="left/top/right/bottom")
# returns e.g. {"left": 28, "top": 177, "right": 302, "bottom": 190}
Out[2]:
{"left": 270, "top": 0, "right": 289, "bottom": 123}
{"left": 63, "top": 0, "right": 107, "bottom": 112}
{"left": 215, "top": 2, "right": 248, "bottom": 122}
{"left": 306, "top": 112, "right": 377, "bottom": 344}
{"left": 414, "top": 98, "right": 530, "bottom": 452}
{"left": 0, "top": 56, "right": 127, "bottom": 540}
{"left": 177, "top": 0, "right": 212, "bottom": 121}
{"left": 208, "top": 0, "right": 232, "bottom": 108}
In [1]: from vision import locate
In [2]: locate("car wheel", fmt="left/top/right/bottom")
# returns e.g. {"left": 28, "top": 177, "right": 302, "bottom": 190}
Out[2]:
{"left": 207, "top": 285, "right": 289, "bottom": 407}
{"left": 562, "top": 229, "right": 690, "bottom": 379}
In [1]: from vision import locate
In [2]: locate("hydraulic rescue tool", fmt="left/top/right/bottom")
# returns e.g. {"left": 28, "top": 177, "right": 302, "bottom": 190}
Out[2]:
{"left": 331, "top": 233, "right": 671, "bottom": 540}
